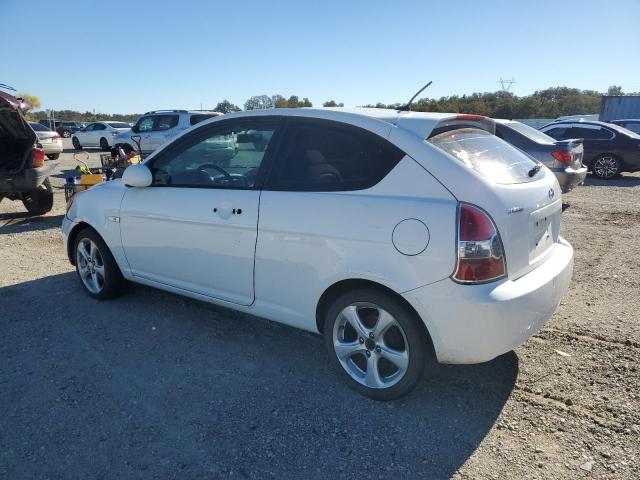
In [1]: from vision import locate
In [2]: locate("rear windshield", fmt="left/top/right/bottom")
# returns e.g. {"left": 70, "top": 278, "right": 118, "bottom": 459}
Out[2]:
{"left": 29, "top": 122, "right": 49, "bottom": 132}
{"left": 429, "top": 128, "right": 540, "bottom": 184}
{"left": 504, "top": 121, "right": 556, "bottom": 144}
{"left": 107, "top": 122, "right": 131, "bottom": 129}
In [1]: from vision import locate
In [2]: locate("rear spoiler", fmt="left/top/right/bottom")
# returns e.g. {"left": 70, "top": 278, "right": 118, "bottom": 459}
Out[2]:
{"left": 427, "top": 115, "right": 496, "bottom": 139}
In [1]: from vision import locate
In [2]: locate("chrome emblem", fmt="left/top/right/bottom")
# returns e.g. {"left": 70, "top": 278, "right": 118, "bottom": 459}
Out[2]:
{"left": 548, "top": 188, "right": 555, "bottom": 200}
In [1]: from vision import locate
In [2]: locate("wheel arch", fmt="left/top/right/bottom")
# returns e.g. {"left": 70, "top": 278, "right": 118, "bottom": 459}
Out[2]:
{"left": 66, "top": 221, "right": 97, "bottom": 265}
{"left": 315, "top": 278, "right": 435, "bottom": 352}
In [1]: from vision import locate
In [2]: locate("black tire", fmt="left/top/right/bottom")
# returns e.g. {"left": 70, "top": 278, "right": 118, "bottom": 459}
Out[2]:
{"left": 62, "top": 130, "right": 71, "bottom": 138}
{"left": 21, "top": 178, "right": 54, "bottom": 215}
{"left": 73, "top": 227, "right": 127, "bottom": 300}
{"left": 46, "top": 153, "right": 60, "bottom": 160}
{"left": 100, "top": 137, "right": 109, "bottom": 151}
{"left": 323, "top": 288, "right": 431, "bottom": 400}
{"left": 72, "top": 137, "right": 82, "bottom": 150}
{"left": 591, "top": 154, "right": 621, "bottom": 179}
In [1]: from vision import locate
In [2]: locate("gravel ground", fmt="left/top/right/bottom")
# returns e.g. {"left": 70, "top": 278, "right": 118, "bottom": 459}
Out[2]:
{"left": 1, "top": 139, "right": 638, "bottom": 479}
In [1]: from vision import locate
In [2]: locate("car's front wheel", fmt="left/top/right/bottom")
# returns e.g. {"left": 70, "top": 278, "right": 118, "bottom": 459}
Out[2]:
{"left": 323, "top": 288, "right": 430, "bottom": 400}
{"left": 591, "top": 154, "right": 620, "bottom": 179}
{"left": 74, "top": 228, "right": 126, "bottom": 300}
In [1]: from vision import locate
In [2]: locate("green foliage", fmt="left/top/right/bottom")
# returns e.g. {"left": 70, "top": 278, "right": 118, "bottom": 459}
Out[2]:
{"left": 322, "top": 100, "right": 344, "bottom": 107}
{"left": 16, "top": 92, "right": 41, "bottom": 110}
{"left": 244, "top": 95, "right": 274, "bottom": 110}
{"left": 213, "top": 100, "right": 241, "bottom": 113}
{"left": 28, "top": 109, "right": 140, "bottom": 122}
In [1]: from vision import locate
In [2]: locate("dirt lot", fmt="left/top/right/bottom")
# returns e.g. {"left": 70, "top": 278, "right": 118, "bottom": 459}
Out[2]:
{"left": 1, "top": 139, "right": 639, "bottom": 479}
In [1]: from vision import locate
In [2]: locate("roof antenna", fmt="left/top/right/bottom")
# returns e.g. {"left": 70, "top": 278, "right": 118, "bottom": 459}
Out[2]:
{"left": 397, "top": 81, "right": 432, "bottom": 111}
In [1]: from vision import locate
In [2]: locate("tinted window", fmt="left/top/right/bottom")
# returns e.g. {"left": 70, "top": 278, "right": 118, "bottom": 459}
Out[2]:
{"left": 543, "top": 126, "right": 572, "bottom": 140}
{"left": 190, "top": 113, "right": 217, "bottom": 126}
{"left": 29, "top": 122, "right": 49, "bottom": 132}
{"left": 267, "top": 120, "right": 404, "bottom": 191}
{"left": 573, "top": 126, "right": 613, "bottom": 140}
{"left": 504, "top": 121, "right": 555, "bottom": 144}
{"left": 93, "top": 123, "right": 106, "bottom": 131}
{"left": 137, "top": 117, "right": 154, "bottom": 132}
{"left": 621, "top": 122, "right": 640, "bottom": 134}
{"left": 153, "top": 115, "right": 179, "bottom": 131}
{"left": 107, "top": 122, "right": 130, "bottom": 128}
{"left": 150, "top": 120, "right": 279, "bottom": 188}
{"left": 429, "top": 128, "right": 540, "bottom": 184}
{"left": 84, "top": 124, "right": 95, "bottom": 131}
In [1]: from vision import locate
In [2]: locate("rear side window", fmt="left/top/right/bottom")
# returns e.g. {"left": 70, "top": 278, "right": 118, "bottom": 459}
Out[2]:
{"left": 154, "top": 115, "right": 179, "bottom": 131}
{"left": 190, "top": 113, "right": 217, "bottom": 125}
{"left": 107, "top": 122, "right": 130, "bottom": 128}
{"left": 573, "top": 126, "right": 614, "bottom": 140}
{"left": 267, "top": 119, "right": 404, "bottom": 191}
{"left": 429, "top": 128, "right": 539, "bottom": 184}
{"left": 544, "top": 126, "right": 572, "bottom": 139}
{"left": 30, "top": 122, "right": 49, "bottom": 132}
{"left": 94, "top": 123, "right": 106, "bottom": 131}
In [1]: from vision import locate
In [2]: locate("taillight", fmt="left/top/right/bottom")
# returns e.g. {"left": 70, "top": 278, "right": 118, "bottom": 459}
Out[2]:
{"left": 51, "top": 134, "right": 61, "bottom": 141}
{"left": 111, "top": 131, "right": 119, "bottom": 136}
{"left": 551, "top": 150, "right": 573, "bottom": 164}
{"left": 32, "top": 147, "right": 45, "bottom": 168}
{"left": 453, "top": 203, "right": 506, "bottom": 284}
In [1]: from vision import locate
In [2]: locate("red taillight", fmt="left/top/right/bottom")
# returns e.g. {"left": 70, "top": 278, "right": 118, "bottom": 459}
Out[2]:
{"left": 551, "top": 150, "right": 573, "bottom": 164}
{"left": 453, "top": 203, "right": 506, "bottom": 284}
{"left": 51, "top": 134, "right": 61, "bottom": 141}
{"left": 32, "top": 147, "right": 45, "bottom": 168}
{"left": 456, "top": 114, "right": 485, "bottom": 121}
{"left": 111, "top": 131, "right": 118, "bottom": 136}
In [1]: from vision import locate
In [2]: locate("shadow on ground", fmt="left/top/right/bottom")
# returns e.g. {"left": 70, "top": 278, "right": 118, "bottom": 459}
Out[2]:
{"left": 583, "top": 173, "right": 640, "bottom": 187}
{"left": 0, "top": 212, "right": 64, "bottom": 235}
{"left": 0, "top": 273, "right": 518, "bottom": 479}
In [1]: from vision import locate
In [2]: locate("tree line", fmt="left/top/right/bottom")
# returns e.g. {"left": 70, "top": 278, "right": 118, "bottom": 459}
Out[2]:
{"left": 21, "top": 86, "right": 634, "bottom": 123}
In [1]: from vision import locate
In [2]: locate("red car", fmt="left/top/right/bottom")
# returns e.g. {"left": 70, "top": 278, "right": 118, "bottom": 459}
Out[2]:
{"left": 0, "top": 90, "right": 56, "bottom": 215}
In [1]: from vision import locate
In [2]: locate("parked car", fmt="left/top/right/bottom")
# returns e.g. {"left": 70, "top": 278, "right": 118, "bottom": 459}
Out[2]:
{"left": 29, "top": 122, "right": 63, "bottom": 160}
{"left": 72, "top": 121, "right": 132, "bottom": 151}
{"left": 494, "top": 119, "right": 586, "bottom": 192}
{"left": 610, "top": 119, "right": 640, "bottom": 135}
{"left": 540, "top": 120, "right": 640, "bottom": 179}
{"left": 63, "top": 109, "right": 574, "bottom": 400}
{"left": 0, "top": 91, "right": 55, "bottom": 215}
{"left": 114, "top": 110, "right": 223, "bottom": 154}
{"left": 39, "top": 119, "right": 83, "bottom": 138}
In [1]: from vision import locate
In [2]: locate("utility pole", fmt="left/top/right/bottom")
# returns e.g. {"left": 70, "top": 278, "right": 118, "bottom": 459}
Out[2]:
{"left": 498, "top": 77, "right": 516, "bottom": 92}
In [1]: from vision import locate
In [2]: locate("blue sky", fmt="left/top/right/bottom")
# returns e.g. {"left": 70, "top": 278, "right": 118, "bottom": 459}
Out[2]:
{"left": 1, "top": 0, "right": 639, "bottom": 113}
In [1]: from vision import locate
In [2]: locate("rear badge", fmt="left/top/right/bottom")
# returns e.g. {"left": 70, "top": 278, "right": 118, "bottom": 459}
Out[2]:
{"left": 548, "top": 188, "right": 555, "bottom": 200}
{"left": 506, "top": 207, "right": 524, "bottom": 214}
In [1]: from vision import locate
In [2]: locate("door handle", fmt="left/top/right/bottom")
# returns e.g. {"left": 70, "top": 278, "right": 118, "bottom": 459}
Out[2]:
{"left": 213, "top": 207, "right": 242, "bottom": 215}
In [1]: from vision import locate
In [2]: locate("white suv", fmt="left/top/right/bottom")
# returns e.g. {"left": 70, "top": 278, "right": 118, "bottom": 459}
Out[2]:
{"left": 114, "top": 110, "right": 223, "bottom": 154}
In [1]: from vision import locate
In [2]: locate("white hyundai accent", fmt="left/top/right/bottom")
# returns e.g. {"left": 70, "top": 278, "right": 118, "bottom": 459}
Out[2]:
{"left": 62, "top": 108, "right": 574, "bottom": 400}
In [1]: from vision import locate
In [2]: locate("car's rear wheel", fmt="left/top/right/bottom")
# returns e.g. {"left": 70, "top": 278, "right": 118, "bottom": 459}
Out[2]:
{"left": 74, "top": 228, "right": 126, "bottom": 300}
{"left": 591, "top": 154, "right": 620, "bottom": 179}
{"left": 99, "top": 137, "right": 109, "bottom": 151}
{"left": 21, "top": 178, "right": 53, "bottom": 215}
{"left": 323, "top": 288, "right": 430, "bottom": 400}
{"left": 46, "top": 153, "right": 59, "bottom": 160}
{"left": 72, "top": 137, "right": 82, "bottom": 150}
{"left": 62, "top": 130, "right": 71, "bottom": 138}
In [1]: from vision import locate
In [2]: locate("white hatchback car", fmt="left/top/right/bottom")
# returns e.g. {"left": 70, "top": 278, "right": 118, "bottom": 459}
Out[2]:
{"left": 62, "top": 108, "right": 574, "bottom": 400}
{"left": 72, "top": 121, "right": 132, "bottom": 151}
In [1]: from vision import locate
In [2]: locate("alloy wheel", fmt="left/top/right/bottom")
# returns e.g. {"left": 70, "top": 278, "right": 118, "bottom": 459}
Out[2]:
{"left": 76, "top": 238, "right": 106, "bottom": 294}
{"left": 593, "top": 156, "right": 618, "bottom": 179}
{"left": 332, "top": 302, "right": 410, "bottom": 389}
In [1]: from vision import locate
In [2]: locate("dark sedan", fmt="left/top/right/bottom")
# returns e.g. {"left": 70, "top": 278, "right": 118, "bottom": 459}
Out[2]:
{"left": 495, "top": 119, "right": 586, "bottom": 192}
{"left": 540, "top": 120, "right": 640, "bottom": 179}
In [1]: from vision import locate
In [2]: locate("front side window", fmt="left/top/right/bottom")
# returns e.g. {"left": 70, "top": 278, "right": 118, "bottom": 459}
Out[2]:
{"left": 267, "top": 120, "right": 404, "bottom": 191}
{"left": 84, "top": 124, "right": 95, "bottom": 131}
{"left": 149, "top": 120, "right": 279, "bottom": 188}
{"left": 574, "top": 126, "right": 614, "bottom": 140}
{"left": 153, "top": 115, "right": 179, "bottom": 131}
{"left": 136, "top": 117, "right": 154, "bottom": 132}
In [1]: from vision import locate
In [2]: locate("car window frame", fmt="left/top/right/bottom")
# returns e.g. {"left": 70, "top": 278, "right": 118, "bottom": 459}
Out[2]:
{"left": 152, "top": 114, "right": 180, "bottom": 132}
{"left": 144, "top": 116, "right": 285, "bottom": 191}
{"left": 263, "top": 117, "right": 406, "bottom": 192}
{"left": 571, "top": 124, "right": 615, "bottom": 141}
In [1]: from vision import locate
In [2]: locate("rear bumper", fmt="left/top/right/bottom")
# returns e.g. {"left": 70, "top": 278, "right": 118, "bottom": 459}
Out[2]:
{"left": 403, "top": 237, "right": 574, "bottom": 364}
{"left": 42, "top": 141, "right": 63, "bottom": 155}
{"left": 0, "top": 164, "right": 57, "bottom": 193}
{"left": 552, "top": 166, "right": 587, "bottom": 193}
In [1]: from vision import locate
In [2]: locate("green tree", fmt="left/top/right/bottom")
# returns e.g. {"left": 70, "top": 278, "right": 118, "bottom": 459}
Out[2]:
{"left": 16, "top": 92, "right": 41, "bottom": 110}
{"left": 607, "top": 85, "right": 623, "bottom": 96}
{"left": 272, "top": 94, "right": 288, "bottom": 108}
{"left": 323, "top": 100, "right": 344, "bottom": 107}
{"left": 244, "top": 95, "right": 273, "bottom": 110}
{"left": 213, "top": 100, "right": 241, "bottom": 113}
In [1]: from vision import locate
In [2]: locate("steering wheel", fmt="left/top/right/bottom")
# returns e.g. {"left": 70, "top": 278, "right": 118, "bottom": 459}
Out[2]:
{"left": 199, "top": 163, "right": 232, "bottom": 180}
{"left": 198, "top": 163, "right": 249, "bottom": 187}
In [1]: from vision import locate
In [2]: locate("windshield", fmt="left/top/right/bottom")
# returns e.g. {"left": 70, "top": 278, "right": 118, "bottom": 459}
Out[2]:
{"left": 505, "top": 121, "right": 556, "bottom": 144}
{"left": 107, "top": 122, "right": 131, "bottom": 129}
{"left": 429, "top": 128, "right": 540, "bottom": 184}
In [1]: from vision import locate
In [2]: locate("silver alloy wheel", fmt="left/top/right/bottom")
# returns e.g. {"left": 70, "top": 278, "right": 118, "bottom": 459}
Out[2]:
{"left": 62, "top": 130, "right": 71, "bottom": 138}
{"left": 332, "top": 302, "right": 410, "bottom": 389}
{"left": 593, "top": 156, "right": 618, "bottom": 179}
{"left": 76, "top": 238, "right": 105, "bottom": 294}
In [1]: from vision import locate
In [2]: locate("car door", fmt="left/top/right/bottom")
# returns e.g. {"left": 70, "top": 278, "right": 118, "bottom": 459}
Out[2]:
{"left": 92, "top": 122, "right": 107, "bottom": 146}
{"left": 77, "top": 123, "right": 94, "bottom": 145}
{"left": 133, "top": 116, "right": 155, "bottom": 152}
{"left": 571, "top": 125, "right": 614, "bottom": 164}
{"left": 149, "top": 114, "right": 180, "bottom": 151}
{"left": 119, "top": 117, "right": 282, "bottom": 305}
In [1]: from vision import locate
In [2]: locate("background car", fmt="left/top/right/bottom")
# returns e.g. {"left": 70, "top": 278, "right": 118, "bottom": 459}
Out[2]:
{"left": 29, "top": 121, "right": 63, "bottom": 160}
{"left": 610, "top": 119, "right": 640, "bottom": 135}
{"left": 63, "top": 109, "right": 573, "bottom": 400}
{"left": 114, "top": 110, "right": 222, "bottom": 154}
{"left": 0, "top": 91, "right": 55, "bottom": 215}
{"left": 72, "top": 121, "right": 132, "bottom": 151}
{"left": 540, "top": 120, "right": 640, "bottom": 179}
{"left": 494, "top": 119, "right": 586, "bottom": 192}
{"left": 39, "top": 119, "right": 83, "bottom": 137}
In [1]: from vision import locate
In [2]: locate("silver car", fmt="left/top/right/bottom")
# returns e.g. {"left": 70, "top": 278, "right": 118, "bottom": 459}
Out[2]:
{"left": 495, "top": 119, "right": 587, "bottom": 193}
{"left": 29, "top": 122, "right": 63, "bottom": 160}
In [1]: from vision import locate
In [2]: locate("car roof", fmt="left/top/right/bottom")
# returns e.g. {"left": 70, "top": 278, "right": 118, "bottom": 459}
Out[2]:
{"left": 612, "top": 118, "right": 640, "bottom": 122}
{"left": 212, "top": 107, "right": 492, "bottom": 139}
{"left": 542, "top": 119, "right": 614, "bottom": 129}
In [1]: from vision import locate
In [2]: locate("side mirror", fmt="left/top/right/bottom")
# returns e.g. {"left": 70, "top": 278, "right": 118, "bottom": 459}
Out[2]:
{"left": 122, "top": 164, "right": 153, "bottom": 188}
{"left": 131, "top": 125, "right": 139, "bottom": 133}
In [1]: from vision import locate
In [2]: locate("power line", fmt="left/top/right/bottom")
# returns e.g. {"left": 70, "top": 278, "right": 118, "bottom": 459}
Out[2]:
{"left": 498, "top": 77, "right": 516, "bottom": 91}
